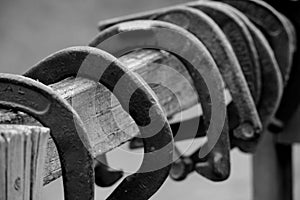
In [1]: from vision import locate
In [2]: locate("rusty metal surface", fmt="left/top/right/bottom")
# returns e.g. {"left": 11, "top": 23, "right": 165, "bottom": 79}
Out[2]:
{"left": 96, "top": 5, "right": 261, "bottom": 150}
{"left": 188, "top": 1, "right": 261, "bottom": 105}
{"left": 0, "top": 73, "right": 94, "bottom": 200}
{"left": 24, "top": 46, "right": 174, "bottom": 200}
{"left": 89, "top": 20, "right": 232, "bottom": 181}
{"left": 217, "top": 0, "right": 295, "bottom": 85}
{"left": 228, "top": 6, "right": 284, "bottom": 151}
{"left": 96, "top": 0, "right": 299, "bottom": 131}
{"left": 97, "top": 2, "right": 262, "bottom": 109}
{"left": 188, "top": 2, "right": 264, "bottom": 151}
{"left": 89, "top": 20, "right": 227, "bottom": 159}
{"left": 154, "top": 7, "right": 259, "bottom": 137}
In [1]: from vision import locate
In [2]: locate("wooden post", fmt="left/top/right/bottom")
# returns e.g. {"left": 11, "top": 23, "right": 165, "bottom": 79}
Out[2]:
{"left": 253, "top": 131, "right": 293, "bottom": 200}
{"left": 252, "top": 108, "right": 300, "bottom": 200}
{"left": 0, "top": 125, "right": 49, "bottom": 200}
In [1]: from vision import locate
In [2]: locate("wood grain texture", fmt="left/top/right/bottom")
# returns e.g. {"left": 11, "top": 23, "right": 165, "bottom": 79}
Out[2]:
{"left": 0, "top": 49, "right": 200, "bottom": 185}
{"left": 0, "top": 125, "right": 50, "bottom": 200}
{"left": 0, "top": 131, "right": 6, "bottom": 200}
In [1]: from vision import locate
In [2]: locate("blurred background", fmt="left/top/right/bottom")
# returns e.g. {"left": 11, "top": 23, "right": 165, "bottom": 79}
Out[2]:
{"left": 0, "top": 0, "right": 299, "bottom": 199}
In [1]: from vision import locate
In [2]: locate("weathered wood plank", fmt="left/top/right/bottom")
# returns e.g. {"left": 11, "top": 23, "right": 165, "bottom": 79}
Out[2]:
{"left": 0, "top": 125, "right": 49, "bottom": 200}
{"left": 0, "top": 129, "right": 6, "bottom": 200}
{"left": 0, "top": 49, "right": 200, "bottom": 185}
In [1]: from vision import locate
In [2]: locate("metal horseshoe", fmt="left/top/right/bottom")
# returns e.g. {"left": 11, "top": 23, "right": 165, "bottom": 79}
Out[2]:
{"left": 216, "top": 0, "right": 295, "bottom": 84}
{"left": 227, "top": 5, "right": 284, "bottom": 151}
{"left": 97, "top": 3, "right": 263, "bottom": 107}
{"left": 154, "top": 6, "right": 260, "bottom": 134}
{"left": 151, "top": 6, "right": 259, "bottom": 180}
{"left": 187, "top": 1, "right": 263, "bottom": 151}
{"left": 89, "top": 20, "right": 228, "bottom": 180}
{"left": 97, "top": 0, "right": 295, "bottom": 86}
{"left": 96, "top": 5, "right": 260, "bottom": 152}
{"left": 24, "top": 46, "right": 174, "bottom": 200}
{"left": 96, "top": 5, "right": 262, "bottom": 180}
{"left": 188, "top": 1, "right": 261, "bottom": 105}
{"left": 0, "top": 73, "right": 94, "bottom": 200}
{"left": 152, "top": 7, "right": 263, "bottom": 177}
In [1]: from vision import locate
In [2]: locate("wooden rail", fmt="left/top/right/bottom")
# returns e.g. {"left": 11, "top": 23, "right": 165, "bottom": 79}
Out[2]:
{"left": 0, "top": 49, "right": 203, "bottom": 185}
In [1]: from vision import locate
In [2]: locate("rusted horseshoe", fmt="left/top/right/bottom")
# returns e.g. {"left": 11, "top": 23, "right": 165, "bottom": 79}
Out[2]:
{"left": 188, "top": 1, "right": 261, "bottom": 105}
{"left": 149, "top": 7, "right": 256, "bottom": 180}
{"left": 96, "top": 6, "right": 264, "bottom": 179}
{"left": 97, "top": 4, "right": 262, "bottom": 106}
{"left": 96, "top": 4, "right": 263, "bottom": 138}
{"left": 227, "top": 5, "right": 284, "bottom": 151}
{"left": 154, "top": 6, "right": 259, "bottom": 134}
{"left": 97, "top": 0, "right": 295, "bottom": 86}
{"left": 216, "top": 0, "right": 295, "bottom": 84}
{"left": 89, "top": 20, "right": 229, "bottom": 180}
{"left": 187, "top": 1, "right": 263, "bottom": 150}
{"left": 0, "top": 73, "right": 94, "bottom": 200}
{"left": 24, "top": 46, "right": 174, "bottom": 200}
{"left": 97, "top": 5, "right": 260, "bottom": 150}
{"left": 150, "top": 6, "right": 262, "bottom": 165}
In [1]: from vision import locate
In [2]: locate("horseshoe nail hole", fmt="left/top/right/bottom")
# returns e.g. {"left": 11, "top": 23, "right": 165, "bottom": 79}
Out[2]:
{"left": 233, "top": 123, "right": 255, "bottom": 140}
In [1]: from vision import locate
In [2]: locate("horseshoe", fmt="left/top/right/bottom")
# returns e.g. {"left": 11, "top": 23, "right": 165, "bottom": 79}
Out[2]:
{"left": 156, "top": 7, "right": 260, "bottom": 178}
{"left": 24, "top": 46, "right": 174, "bottom": 200}
{"left": 89, "top": 20, "right": 228, "bottom": 180}
{"left": 147, "top": 6, "right": 261, "bottom": 180}
{"left": 227, "top": 5, "right": 284, "bottom": 151}
{"left": 0, "top": 73, "right": 94, "bottom": 200}
{"left": 97, "top": 3, "right": 262, "bottom": 105}
{"left": 215, "top": 0, "right": 295, "bottom": 84}
{"left": 188, "top": 1, "right": 261, "bottom": 106}
{"left": 186, "top": 2, "right": 264, "bottom": 152}
{"left": 154, "top": 6, "right": 263, "bottom": 157}
{"left": 96, "top": 6, "right": 263, "bottom": 179}
{"left": 97, "top": 5, "right": 261, "bottom": 149}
